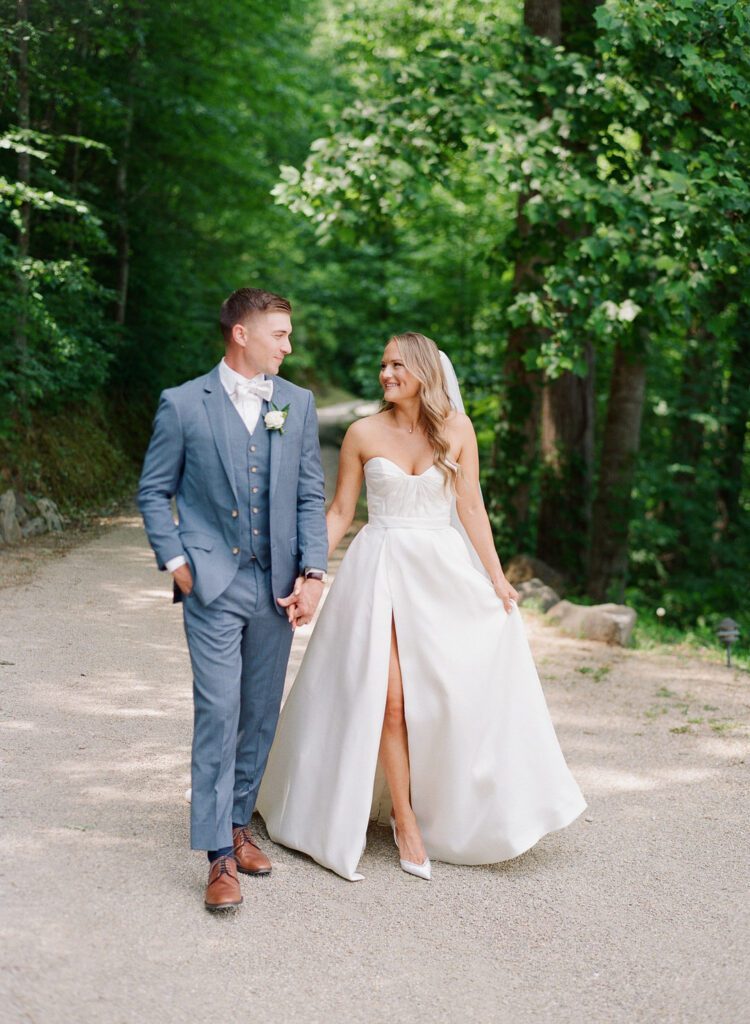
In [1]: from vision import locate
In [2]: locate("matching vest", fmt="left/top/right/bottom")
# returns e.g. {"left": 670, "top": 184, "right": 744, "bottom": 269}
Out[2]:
{"left": 223, "top": 391, "right": 272, "bottom": 569}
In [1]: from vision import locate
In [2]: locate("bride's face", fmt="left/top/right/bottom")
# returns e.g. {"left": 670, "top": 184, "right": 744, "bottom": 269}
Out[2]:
{"left": 380, "top": 341, "right": 420, "bottom": 402}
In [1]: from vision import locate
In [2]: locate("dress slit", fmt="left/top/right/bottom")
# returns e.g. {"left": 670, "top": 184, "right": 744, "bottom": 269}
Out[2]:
{"left": 257, "top": 461, "right": 587, "bottom": 880}
{"left": 370, "top": 609, "right": 410, "bottom": 829}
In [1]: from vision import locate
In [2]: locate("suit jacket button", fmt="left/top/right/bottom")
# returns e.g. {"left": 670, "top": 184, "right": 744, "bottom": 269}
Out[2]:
{"left": 231, "top": 509, "right": 239, "bottom": 518}
{"left": 250, "top": 445, "right": 257, "bottom": 452}
{"left": 253, "top": 528, "right": 259, "bottom": 536}
{"left": 232, "top": 547, "right": 240, "bottom": 555}
{"left": 250, "top": 466, "right": 258, "bottom": 473}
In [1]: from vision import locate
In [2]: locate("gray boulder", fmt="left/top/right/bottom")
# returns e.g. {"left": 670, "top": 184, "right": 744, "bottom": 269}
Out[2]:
{"left": 505, "top": 554, "right": 566, "bottom": 595}
{"left": 0, "top": 490, "right": 22, "bottom": 545}
{"left": 35, "top": 497, "right": 63, "bottom": 532}
{"left": 12, "top": 490, "right": 30, "bottom": 525}
{"left": 545, "top": 600, "right": 637, "bottom": 646}
{"left": 516, "top": 577, "right": 561, "bottom": 612}
{"left": 22, "top": 516, "right": 47, "bottom": 538}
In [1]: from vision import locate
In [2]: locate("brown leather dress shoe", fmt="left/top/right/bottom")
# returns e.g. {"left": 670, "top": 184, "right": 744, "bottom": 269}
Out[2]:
{"left": 233, "top": 825, "right": 272, "bottom": 876}
{"left": 204, "top": 855, "right": 243, "bottom": 911}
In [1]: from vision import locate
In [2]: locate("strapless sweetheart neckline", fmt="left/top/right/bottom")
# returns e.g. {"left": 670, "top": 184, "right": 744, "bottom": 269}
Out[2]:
{"left": 363, "top": 456, "right": 439, "bottom": 479}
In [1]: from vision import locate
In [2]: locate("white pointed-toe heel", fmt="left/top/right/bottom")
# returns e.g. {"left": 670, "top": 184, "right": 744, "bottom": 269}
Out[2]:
{"left": 390, "top": 816, "right": 432, "bottom": 880}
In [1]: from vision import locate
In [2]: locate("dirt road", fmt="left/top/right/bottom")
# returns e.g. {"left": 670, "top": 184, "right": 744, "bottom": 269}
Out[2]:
{"left": 1, "top": 510, "right": 748, "bottom": 1023}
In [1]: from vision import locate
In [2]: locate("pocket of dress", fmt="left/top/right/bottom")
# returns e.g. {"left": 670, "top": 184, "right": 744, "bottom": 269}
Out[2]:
{"left": 179, "top": 531, "right": 215, "bottom": 551}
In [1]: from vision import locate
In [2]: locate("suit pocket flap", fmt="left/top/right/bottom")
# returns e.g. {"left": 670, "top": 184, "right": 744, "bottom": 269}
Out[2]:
{"left": 180, "top": 531, "right": 215, "bottom": 551}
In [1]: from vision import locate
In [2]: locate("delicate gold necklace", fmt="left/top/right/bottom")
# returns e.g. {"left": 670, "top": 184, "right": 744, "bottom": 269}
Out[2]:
{"left": 393, "top": 412, "right": 418, "bottom": 434}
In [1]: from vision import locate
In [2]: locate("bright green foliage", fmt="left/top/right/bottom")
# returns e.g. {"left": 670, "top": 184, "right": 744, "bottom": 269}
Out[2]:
{"left": 0, "top": 0, "right": 748, "bottom": 646}
{"left": 274, "top": 0, "right": 750, "bottom": 634}
{"left": 0, "top": 127, "right": 112, "bottom": 413}
{"left": 0, "top": 0, "right": 330, "bottom": 392}
{"left": 0, "top": 0, "right": 332, "bottom": 490}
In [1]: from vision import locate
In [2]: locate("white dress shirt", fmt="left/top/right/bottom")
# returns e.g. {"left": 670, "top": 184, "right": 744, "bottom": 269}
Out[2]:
{"left": 166, "top": 360, "right": 270, "bottom": 574}
{"left": 218, "top": 358, "right": 271, "bottom": 434}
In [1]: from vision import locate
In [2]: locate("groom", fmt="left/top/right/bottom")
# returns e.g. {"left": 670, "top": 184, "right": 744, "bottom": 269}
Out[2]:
{"left": 138, "top": 287, "right": 328, "bottom": 911}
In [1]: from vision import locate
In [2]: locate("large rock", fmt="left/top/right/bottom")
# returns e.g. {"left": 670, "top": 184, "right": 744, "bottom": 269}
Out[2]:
{"left": 12, "top": 490, "right": 30, "bottom": 526}
{"left": 0, "top": 490, "right": 22, "bottom": 545}
{"left": 21, "top": 516, "right": 47, "bottom": 538}
{"left": 545, "top": 600, "right": 637, "bottom": 646}
{"left": 516, "top": 577, "right": 561, "bottom": 612}
{"left": 35, "top": 497, "right": 63, "bottom": 533}
{"left": 505, "top": 554, "right": 566, "bottom": 595}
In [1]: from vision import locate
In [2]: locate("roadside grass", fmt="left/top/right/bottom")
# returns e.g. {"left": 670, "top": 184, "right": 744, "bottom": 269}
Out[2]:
{"left": 631, "top": 616, "right": 750, "bottom": 672}
{"left": 641, "top": 684, "right": 746, "bottom": 737}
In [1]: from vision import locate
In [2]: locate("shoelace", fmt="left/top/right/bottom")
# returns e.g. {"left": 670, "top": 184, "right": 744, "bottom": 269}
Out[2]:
{"left": 210, "top": 856, "right": 235, "bottom": 880}
{"left": 234, "top": 828, "right": 258, "bottom": 851}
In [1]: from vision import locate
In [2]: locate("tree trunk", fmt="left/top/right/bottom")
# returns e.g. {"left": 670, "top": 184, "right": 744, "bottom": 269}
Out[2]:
{"left": 114, "top": 44, "right": 139, "bottom": 326}
{"left": 536, "top": 339, "right": 595, "bottom": 578}
{"left": 524, "top": 0, "right": 562, "bottom": 42}
{"left": 66, "top": 24, "right": 89, "bottom": 256}
{"left": 114, "top": 120, "right": 132, "bottom": 326}
{"left": 513, "top": 0, "right": 598, "bottom": 572}
{"left": 501, "top": 236, "right": 543, "bottom": 547}
{"left": 496, "top": 0, "right": 562, "bottom": 547}
{"left": 14, "top": 0, "right": 31, "bottom": 364}
{"left": 587, "top": 341, "right": 647, "bottom": 601}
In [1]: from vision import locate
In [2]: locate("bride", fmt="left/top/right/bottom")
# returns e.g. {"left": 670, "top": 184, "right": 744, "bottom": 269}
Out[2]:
{"left": 257, "top": 332, "right": 586, "bottom": 881}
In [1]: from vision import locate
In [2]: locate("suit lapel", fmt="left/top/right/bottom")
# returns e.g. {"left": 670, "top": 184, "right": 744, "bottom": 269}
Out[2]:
{"left": 202, "top": 365, "right": 239, "bottom": 502}
{"left": 268, "top": 376, "right": 288, "bottom": 499}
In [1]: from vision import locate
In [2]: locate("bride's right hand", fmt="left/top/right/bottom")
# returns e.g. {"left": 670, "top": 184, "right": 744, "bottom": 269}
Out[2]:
{"left": 492, "top": 574, "right": 518, "bottom": 614}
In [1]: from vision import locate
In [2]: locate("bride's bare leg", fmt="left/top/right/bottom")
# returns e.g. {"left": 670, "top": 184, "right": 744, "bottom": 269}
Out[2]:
{"left": 378, "top": 618, "right": 427, "bottom": 864}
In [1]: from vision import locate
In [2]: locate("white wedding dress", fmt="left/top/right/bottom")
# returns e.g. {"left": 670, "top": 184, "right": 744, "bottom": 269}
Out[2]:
{"left": 257, "top": 456, "right": 586, "bottom": 880}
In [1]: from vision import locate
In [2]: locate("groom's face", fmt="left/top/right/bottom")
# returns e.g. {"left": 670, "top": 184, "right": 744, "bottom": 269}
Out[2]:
{"left": 236, "top": 310, "right": 293, "bottom": 375}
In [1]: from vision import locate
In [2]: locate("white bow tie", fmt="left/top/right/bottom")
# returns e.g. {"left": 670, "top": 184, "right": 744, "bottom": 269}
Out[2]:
{"left": 233, "top": 378, "right": 273, "bottom": 403}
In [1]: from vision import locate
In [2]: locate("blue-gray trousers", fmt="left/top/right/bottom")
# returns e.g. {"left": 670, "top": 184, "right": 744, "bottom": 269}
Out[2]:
{"left": 183, "top": 563, "right": 293, "bottom": 851}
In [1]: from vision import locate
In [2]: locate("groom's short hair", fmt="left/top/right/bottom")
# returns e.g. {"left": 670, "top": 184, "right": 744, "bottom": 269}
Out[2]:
{"left": 220, "top": 287, "right": 292, "bottom": 341}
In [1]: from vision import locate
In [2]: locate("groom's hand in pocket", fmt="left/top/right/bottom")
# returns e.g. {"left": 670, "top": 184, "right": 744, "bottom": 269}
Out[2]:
{"left": 172, "top": 564, "right": 194, "bottom": 596}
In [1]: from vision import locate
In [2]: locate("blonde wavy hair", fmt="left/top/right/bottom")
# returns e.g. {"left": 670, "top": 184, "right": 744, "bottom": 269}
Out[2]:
{"left": 381, "top": 332, "right": 458, "bottom": 488}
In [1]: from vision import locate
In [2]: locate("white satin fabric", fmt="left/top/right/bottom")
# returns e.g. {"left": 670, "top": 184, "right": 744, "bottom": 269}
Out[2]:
{"left": 257, "top": 457, "right": 586, "bottom": 880}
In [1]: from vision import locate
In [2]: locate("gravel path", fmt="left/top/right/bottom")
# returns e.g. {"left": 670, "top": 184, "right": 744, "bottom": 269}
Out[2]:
{"left": 1, "top": 500, "right": 748, "bottom": 1023}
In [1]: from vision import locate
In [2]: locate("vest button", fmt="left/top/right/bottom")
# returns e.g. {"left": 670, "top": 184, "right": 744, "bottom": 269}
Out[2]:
{"left": 253, "top": 528, "right": 260, "bottom": 536}
{"left": 250, "top": 466, "right": 258, "bottom": 473}
{"left": 232, "top": 547, "right": 240, "bottom": 555}
{"left": 231, "top": 509, "right": 239, "bottom": 518}
{"left": 251, "top": 487, "right": 258, "bottom": 493}
{"left": 252, "top": 507, "right": 259, "bottom": 514}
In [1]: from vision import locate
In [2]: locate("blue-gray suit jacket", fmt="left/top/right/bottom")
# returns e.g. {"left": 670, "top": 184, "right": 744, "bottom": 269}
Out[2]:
{"left": 137, "top": 366, "right": 328, "bottom": 610}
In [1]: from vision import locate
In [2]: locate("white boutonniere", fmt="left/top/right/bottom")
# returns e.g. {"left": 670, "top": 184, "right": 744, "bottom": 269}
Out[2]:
{"left": 264, "top": 402, "right": 289, "bottom": 434}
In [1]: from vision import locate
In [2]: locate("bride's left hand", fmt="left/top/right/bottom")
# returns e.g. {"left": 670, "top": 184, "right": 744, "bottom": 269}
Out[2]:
{"left": 293, "top": 577, "right": 325, "bottom": 628}
{"left": 278, "top": 576, "right": 325, "bottom": 628}
{"left": 492, "top": 574, "right": 519, "bottom": 613}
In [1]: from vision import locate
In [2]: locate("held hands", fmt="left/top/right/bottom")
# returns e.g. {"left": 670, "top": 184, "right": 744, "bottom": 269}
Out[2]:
{"left": 492, "top": 573, "right": 519, "bottom": 614}
{"left": 277, "top": 576, "right": 324, "bottom": 629}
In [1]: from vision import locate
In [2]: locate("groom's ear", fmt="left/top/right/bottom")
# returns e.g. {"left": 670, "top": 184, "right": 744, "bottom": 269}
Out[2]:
{"left": 230, "top": 321, "right": 247, "bottom": 349}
